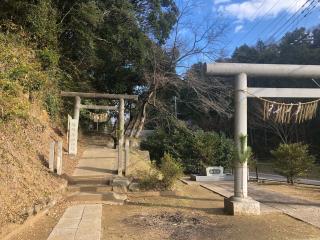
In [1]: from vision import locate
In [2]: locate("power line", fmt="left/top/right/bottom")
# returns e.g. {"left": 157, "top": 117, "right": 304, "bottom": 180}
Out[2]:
{"left": 265, "top": 0, "right": 313, "bottom": 43}
{"left": 265, "top": 0, "right": 316, "bottom": 43}
{"left": 222, "top": 0, "right": 280, "bottom": 51}
{"left": 273, "top": 0, "right": 319, "bottom": 41}
{"left": 256, "top": 0, "right": 303, "bottom": 42}
{"left": 231, "top": 0, "right": 269, "bottom": 46}
{"left": 291, "top": 0, "right": 320, "bottom": 30}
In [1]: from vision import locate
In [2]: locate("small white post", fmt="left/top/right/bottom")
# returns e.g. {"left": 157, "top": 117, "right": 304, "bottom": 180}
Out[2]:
{"left": 49, "top": 141, "right": 55, "bottom": 172}
{"left": 125, "top": 138, "right": 130, "bottom": 175}
{"left": 56, "top": 141, "right": 63, "bottom": 175}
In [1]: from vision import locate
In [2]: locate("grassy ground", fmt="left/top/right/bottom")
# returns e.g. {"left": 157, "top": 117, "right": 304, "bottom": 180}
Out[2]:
{"left": 6, "top": 181, "right": 320, "bottom": 240}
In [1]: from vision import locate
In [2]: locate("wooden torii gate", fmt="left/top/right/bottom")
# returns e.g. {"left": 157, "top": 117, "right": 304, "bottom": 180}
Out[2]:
{"left": 61, "top": 91, "right": 138, "bottom": 176}
{"left": 205, "top": 63, "right": 320, "bottom": 215}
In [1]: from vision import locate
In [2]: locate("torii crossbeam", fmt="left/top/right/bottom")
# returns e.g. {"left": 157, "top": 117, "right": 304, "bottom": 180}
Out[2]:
{"left": 205, "top": 63, "right": 320, "bottom": 215}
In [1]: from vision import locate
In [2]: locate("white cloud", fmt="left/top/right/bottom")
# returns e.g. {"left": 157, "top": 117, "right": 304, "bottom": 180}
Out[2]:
{"left": 214, "top": 0, "right": 231, "bottom": 4}
{"left": 217, "top": 0, "right": 310, "bottom": 21}
{"left": 235, "top": 25, "right": 244, "bottom": 33}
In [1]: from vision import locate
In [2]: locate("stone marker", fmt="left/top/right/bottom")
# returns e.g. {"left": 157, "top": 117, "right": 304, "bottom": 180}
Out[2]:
{"left": 56, "top": 141, "right": 63, "bottom": 175}
{"left": 206, "top": 166, "right": 224, "bottom": 176}
{"left": 68, "top": 119, "right": 78, "bottom": 155}
{"left": 191, "top": 166, "right": 233, "bottom": 182}
{"left": 49, "top": 141, "right": 55, "bottom": 172}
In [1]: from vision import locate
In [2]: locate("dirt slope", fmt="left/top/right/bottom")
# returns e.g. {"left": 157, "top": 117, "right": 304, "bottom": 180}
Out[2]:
{"left": 0, "top": 104, "right": 78, "bottom": 236}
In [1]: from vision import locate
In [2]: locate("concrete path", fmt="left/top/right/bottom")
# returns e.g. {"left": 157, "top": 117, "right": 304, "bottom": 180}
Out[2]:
{"left": 73, "top": 145, "right": 118, "bottom": 177}
{"left": 47, "top": 204, "right": 102, "bottom": 240}
{"left": 201, "top": 181, "right": 320, "bottom": 228}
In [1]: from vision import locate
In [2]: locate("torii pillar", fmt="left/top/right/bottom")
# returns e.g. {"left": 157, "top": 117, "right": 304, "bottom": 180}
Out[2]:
{"left": 74, "top": 96, "right": 81, "bottom": 121}
{"left": 118, "top": 98, "right": 125, "bottom": 176}
{"left": 205, "top": 62, "right": 320, "bottom": 215}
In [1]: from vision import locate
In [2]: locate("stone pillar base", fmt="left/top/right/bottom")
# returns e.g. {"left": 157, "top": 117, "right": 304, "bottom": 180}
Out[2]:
{"left": 224, "top": 196, "right": 260, "bottom": 215}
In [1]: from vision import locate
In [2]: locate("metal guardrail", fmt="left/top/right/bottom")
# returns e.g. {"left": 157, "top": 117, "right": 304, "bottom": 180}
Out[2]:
{"left": 249, "top": 173, "right": 320, "bottom": 186}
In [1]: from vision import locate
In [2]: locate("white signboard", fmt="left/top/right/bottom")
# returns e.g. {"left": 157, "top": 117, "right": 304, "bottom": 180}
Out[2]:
{"left": 68, "top": 118, "right": 78, "bottom": 155}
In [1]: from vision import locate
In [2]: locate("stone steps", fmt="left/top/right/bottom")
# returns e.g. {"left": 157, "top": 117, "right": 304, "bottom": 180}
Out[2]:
{"left": 68, "top": 175, "right": 114, "bottom": 185}
{"left": 66, "top": 174, "right": 131, "bottom": 205}
{"left": 67, "top": 192, "right": 127, "bottom": 205}
{"left": 68, "top": 184, "right": 113, "bottom": 193}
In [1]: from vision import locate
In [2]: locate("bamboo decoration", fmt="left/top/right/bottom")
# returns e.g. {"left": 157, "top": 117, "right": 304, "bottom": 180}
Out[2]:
{"left": 260, "top": 99, "right": 319, "bottom": 124}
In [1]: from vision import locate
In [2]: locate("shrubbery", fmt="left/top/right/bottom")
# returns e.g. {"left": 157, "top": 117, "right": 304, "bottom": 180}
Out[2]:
{"left": 44, "top": 93, "right": 61, "bottom": 119}
{"left": 160, "top": 153, "right": 184, "bottom": 189}
{"left": 271, "top": 143, "right": 315, "bottom": 184}
{"left": 0, "top": 80, "right": 29, "bottom": 120}
{"left": 141, "top": 122, "right": 235, "bottom": 173}
{"left": 0, "top": 23, "right": 62, "bottom": 121}
{"left": 139, "top": 153, "right": 184, "bottom": 190}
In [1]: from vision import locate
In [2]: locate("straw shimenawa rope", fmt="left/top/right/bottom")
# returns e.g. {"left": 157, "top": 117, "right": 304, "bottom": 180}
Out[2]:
{"left": 89, "top": 112, "right": 108, "bottom": 123}
{"left": 243, "top": 90, "right": 320, "bottom": 124}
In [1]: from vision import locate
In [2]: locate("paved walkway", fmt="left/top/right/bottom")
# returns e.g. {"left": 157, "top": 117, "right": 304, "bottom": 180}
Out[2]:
{"left": 47, "top": 204, "right": 102, "bottom": 240}
{"left": 200, "top": 181, "right": 320, "bottom": 228}
{"left": 73, "top": 145, "right": 118, "bottom": 177}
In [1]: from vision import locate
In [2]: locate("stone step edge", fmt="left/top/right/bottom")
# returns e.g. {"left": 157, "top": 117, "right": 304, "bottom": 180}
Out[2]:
{"left": 68, "top": 186, "right": 112, "bottom": 190}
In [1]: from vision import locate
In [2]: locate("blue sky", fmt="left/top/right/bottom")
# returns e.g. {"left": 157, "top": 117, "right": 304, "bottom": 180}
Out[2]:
{"left": 173, "top": 0, "right": 320, "bottom": 68}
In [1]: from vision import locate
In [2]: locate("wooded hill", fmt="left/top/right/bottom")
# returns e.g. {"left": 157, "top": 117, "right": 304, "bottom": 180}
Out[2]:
{"left": 1, "top": 1, "right": 320, "bottom": 164}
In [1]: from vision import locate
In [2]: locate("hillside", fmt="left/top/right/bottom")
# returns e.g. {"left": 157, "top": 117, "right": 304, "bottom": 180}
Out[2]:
{"left": 0, "top": 25, "right": 77, "bottom": 236}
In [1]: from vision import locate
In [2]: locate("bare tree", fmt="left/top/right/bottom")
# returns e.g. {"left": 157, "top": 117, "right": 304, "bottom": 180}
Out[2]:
{"left": 127, "top": 0, "right": 231, "bottom": 138}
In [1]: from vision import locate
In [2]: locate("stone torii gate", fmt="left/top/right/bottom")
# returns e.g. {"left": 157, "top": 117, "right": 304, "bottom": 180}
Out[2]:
{"left": 61, "top": 91, "right": 138, "bottom": 176}
{"left": 205, "top": 63, "right": 320, "bottom": 215}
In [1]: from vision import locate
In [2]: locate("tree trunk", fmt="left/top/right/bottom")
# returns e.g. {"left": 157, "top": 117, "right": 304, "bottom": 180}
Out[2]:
{"left": 129, "top": 91, "right": 154, "bottom": 138}
{"left": 129, "top": 113, "right": 141, "bottom": 137}
{"left": 111, "top": 135, "right": 117, "bottom": 149}
{"left": 134, "top": 99, "right": 149, "bottom": 138}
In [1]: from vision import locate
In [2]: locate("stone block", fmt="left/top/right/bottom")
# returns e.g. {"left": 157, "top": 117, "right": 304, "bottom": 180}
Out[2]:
{"left": 34, "top": 204, "right": 42, "bottom": 214}
{"left": 224, "top": 196, "right": 260, "bottom": 215}
{"left": 112, "top": 177, "right": 131, "bottom": 187}
{"left": 128, "top": 182, "right": 140, "bottom": 192}
{"left": 112, "top": 184, "right": 127, "bottom": 193}
{"left": 112, "top": 192, "right": 128, "bottom": 201}
{"left": 27, "top": 207, "right": 34, "bottom": 217}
